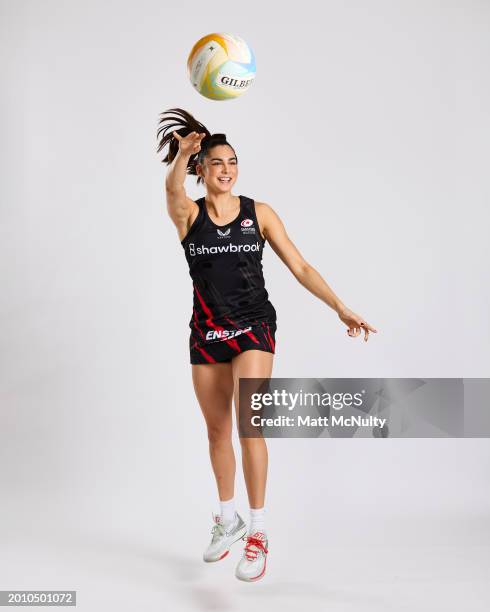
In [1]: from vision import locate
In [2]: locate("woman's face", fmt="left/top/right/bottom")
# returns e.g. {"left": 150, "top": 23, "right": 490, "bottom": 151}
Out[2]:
{"left": 197, "top": 144, "right": 238, "bottom": 193}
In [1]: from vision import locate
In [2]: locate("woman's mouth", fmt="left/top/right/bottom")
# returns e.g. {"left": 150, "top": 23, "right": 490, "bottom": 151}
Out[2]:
{"left": 218, "top": 177, "right": 232, "bottom": 183}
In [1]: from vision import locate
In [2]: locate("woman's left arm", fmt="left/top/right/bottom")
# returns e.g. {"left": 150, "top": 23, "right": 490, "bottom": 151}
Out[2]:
{"left": 257, "top": 202, "right": 378, "bottom": 342}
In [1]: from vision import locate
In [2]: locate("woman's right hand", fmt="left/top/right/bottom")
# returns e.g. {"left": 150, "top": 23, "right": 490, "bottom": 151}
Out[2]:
{"left": 172, "top": 131, "right": 206, "bottom": 156}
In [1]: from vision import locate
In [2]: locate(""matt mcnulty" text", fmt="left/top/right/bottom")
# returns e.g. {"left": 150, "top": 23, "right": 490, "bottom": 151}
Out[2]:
{"left": 251, "top": 414, "right": 387, "bottom": 428}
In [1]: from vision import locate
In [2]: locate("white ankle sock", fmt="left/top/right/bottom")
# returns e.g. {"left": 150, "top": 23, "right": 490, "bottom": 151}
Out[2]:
{"left": 219, "top": 497, "right": 236, "bottom": 526}
{"left": 249, "top": 507, "right": 266, "bottom": 534}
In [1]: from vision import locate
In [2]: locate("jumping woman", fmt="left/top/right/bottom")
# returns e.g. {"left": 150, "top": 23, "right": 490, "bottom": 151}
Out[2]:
{"left": 157, "top": 108, "right": 377, "bottom": 582}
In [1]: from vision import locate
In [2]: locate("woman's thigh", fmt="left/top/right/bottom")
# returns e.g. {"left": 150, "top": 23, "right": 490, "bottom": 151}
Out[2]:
{"left": 231, "top": 350, "right": 274, "bottom": 423}
{"left": 192, "top": 362, "right": 235, "bottom": 438}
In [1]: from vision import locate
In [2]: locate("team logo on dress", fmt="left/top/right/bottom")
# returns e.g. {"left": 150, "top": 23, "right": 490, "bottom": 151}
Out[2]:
{"left": 217, "top": 228, "right": 231, "bottom": 239}
{"left": 241, "top": 218, "right": 256, "bottom": 234}
{"left": 206, "top": 327, "right": 252, "bottom": 341}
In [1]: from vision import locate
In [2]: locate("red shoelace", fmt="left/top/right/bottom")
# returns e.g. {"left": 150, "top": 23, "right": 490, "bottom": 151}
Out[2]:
{"left": 244, "top": 535, "right": 268, "bottom": 561}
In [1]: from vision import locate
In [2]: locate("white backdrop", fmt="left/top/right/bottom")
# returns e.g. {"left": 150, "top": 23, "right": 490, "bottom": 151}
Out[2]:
{"left": 1, "top": 1, "right": 489, "bottom": 611}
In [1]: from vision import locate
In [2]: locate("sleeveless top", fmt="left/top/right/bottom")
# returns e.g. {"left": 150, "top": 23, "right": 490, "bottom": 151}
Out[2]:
{"left": 181, "top": 195, "right": 277, "bottom": 339}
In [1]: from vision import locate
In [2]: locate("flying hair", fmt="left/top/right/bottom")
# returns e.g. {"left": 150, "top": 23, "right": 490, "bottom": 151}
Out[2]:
{"left": 157, "top": 107, "right": 237, "bottom": 185}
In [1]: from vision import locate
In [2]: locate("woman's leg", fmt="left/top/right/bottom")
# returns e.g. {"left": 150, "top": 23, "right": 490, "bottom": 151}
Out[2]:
{"left": 231, "top": 350, "right": 274, "bottom": 509}
{"left": 192, "top": 362, "right": 235, "bottom": 501}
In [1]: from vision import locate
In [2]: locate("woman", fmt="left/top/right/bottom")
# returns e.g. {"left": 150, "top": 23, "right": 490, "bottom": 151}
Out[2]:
{"left": 157, "top": 108, "right": 377, "bottom": 582}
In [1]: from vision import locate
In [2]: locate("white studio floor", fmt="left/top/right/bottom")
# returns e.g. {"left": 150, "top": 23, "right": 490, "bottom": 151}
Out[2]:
{"left": 2, "top": 513, "right": 489, "bottom": 612}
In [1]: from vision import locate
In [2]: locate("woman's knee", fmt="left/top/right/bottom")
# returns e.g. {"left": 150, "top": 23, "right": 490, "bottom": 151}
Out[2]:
{"left": 207, "top": 423, "right": 232, "bottom": 446}
{"left": 238, "top": 436, "right": 266, "bottom": 451}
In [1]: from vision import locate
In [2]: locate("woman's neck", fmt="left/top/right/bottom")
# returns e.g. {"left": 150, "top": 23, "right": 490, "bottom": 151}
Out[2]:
{"left": 204, "top": 193, "right": 239, "bottom": 217}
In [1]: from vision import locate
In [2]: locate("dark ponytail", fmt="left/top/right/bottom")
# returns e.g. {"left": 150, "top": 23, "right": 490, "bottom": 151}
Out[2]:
{"left": 157, "top": 107, "right": 237, "bottom": 185}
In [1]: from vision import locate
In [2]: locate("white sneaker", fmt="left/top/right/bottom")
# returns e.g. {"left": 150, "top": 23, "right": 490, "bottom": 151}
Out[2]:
{"left": 235, "top": 531, "right": 269, "bottom": 581}
{"left": 203, "top": 512, "right": 247, "bottom": 563}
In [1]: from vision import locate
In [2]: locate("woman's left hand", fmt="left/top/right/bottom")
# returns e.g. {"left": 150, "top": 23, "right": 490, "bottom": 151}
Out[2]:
{"left": 338, "top": 307, "right": 378, "bottom": 342}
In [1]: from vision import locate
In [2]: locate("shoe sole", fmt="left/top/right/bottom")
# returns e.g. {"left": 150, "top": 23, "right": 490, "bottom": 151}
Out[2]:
{"left": 203, "top": 527, "right": 247, "bottom": 563}
{"left": 235, "top": 556, "right": 267, "bottom": 582}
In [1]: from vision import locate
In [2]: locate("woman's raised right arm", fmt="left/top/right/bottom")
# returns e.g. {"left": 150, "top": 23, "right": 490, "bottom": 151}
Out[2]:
{"left": 165, "top": 131, "right": 205, "bottom": 228}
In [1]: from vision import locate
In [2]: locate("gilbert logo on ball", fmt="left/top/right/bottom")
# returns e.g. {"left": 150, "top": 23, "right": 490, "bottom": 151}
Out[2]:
{"left": 187, "top": 33, "right": 256, "bottom": 101}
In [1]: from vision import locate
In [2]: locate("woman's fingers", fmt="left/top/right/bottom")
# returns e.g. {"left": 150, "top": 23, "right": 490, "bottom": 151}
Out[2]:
{"left": 345, "top": 316, "right": 378, "bottom": 342}
{"left": 173, "top": 131, "right": 206, "bottom": 145}
{"left": 361, "top": 321, "right": 377, "bottom": 333}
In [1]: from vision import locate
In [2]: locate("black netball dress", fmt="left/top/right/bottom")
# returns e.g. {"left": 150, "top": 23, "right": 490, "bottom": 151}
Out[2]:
{"left": 181, "top": 195, "right": 277, "bottom": 364}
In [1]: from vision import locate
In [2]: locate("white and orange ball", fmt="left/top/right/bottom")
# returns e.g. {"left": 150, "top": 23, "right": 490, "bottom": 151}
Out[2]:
{"left": 187, "top": 33, "right": 256, "bottom": 101}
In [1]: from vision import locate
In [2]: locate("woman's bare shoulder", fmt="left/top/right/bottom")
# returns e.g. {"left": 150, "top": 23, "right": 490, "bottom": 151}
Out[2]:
{"left": 254, "top": 201, "right": 282, "bottom": 241}
{"left": 254, "top": 200, "right": 276, "bottom": 217}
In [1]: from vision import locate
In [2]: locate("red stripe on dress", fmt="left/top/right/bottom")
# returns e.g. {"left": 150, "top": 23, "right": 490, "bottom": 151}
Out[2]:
{"left": 196, "top": 346, "right": 217, "bottom": 363}
{"left": 224, "top": 316, "right": 260, "bottom": 345}
{"left": 260, "top": 322, "right": 272, "bottom": 350}
{"left": 194, "top": 285, "right": 241, "bottom": 353}
{"left": 266, "top": 323, "right": 275, "bottom": 351}
{"left": 193, "top": 308, "right": 206, "bottom": 341}
{"left": 191, "top": 339, "right": 217, "bottom": 363}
